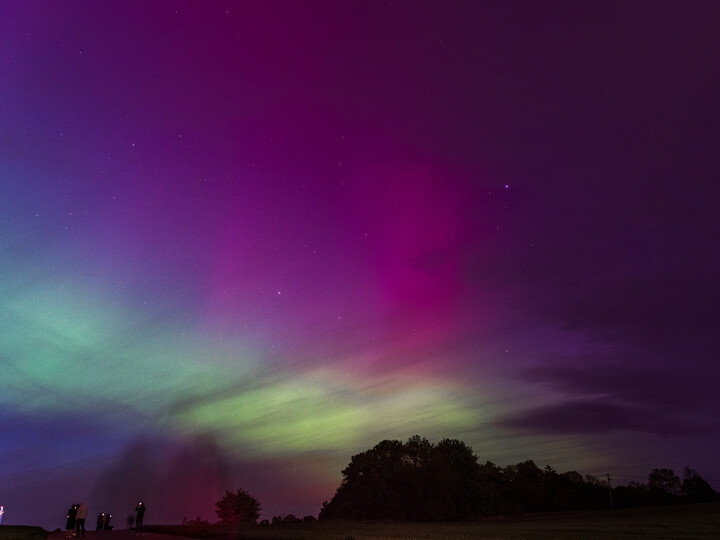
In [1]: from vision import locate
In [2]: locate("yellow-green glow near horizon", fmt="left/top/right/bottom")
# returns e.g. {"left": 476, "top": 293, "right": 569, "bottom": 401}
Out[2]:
{"left": 165, "top": 371, "right": 482, "bottom": 455}
{"left": 1, "top": 271, "right": 487, "bottom": 459}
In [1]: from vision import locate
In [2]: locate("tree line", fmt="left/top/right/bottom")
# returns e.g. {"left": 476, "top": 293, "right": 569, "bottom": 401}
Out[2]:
{"left": 210, "top": 435, "right": 717, "bottom": 524}
{"left": 317, "top": 436, "right": 718, "bottom": 521}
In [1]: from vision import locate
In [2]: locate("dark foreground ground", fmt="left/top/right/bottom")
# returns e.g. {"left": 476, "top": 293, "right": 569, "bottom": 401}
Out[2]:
{"left": 44, "top": 531, "right": 179, "bottom": 540}
{"left": 6, "top": 502, "right": 720, "bottom": 540}
{"left": 1, "top": 530, "right": 178, "bottom": 540}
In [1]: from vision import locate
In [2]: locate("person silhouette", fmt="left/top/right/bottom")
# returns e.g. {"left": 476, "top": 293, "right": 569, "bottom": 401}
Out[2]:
{"left": 135, "top": 502, "right": 146, "bottom": 534}
{"left": 65, "top": 504, "right": 77, "bottom": 538}
{"left": 75, "top": 502, "right": 88, "bottom": 537}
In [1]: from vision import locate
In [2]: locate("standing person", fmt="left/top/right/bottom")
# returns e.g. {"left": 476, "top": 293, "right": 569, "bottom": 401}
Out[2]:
{"left": 65, "top": 504, "right": 77, "bottom": 538}
{"left": 75, "top": 502, "right": 88, "bottom": 538}
{"left": 135, "top": 502, "right": 146, "bottom": 534}
{"left": 96, "top": 513, "right": 104, "bottom": 531}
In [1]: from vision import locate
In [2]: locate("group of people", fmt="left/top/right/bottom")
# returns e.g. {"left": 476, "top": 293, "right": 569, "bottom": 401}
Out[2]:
{"left": 95, "top": 512, "right": 112, "bottom": 531}
{"left": 64, "top": 502, "right": 88, "bottom": 538}
{"left": 64, "top": 501, "right": 146, "bottom": 536}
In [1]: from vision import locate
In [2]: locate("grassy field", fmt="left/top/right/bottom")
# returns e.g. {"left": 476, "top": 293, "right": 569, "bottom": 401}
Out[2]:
{"left": 144, "top": 502, "right": 720, "bottom": 539}
{"left": 3, "top": 504, "right": 717, "bottom": 540}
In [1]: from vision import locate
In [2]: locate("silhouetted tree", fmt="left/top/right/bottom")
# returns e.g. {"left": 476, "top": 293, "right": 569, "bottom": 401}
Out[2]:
{"left": 320, "top": 436, "right": 486, "bottom": 521}
{"left": 477, "top": 460, "right": 514, "bottom": 515}
{"left": 215, "top": 488, "right": 261, "bottom": 524}
{"left": 426, "top": 438, "right": 485, "bottom": 520}
{"left": 181, "top": 516, "right": 209, "bottom": 526}
{"left": 613, "top": 481, "right": 650, "bottom": 509}
{"left": 648, "top": 468, "right": 682, "bottom": 505}
{"left": 682, "top": 467, "right": 717, "bottom": 503}
{"left": 319, "top": 436, "right": 718, "bottom": 520}
{"left": 504, "top": 460, "right": 562, "bottom": 512}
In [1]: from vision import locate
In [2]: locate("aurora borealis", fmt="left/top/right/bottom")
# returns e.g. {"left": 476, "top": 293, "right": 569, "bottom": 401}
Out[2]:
{"left": 2, "top": 1, "right": 720, "bottom": 529}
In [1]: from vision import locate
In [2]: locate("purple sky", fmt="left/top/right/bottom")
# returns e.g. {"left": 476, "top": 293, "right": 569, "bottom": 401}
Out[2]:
{"left": 2, "top": 0, "right": 719, "bottom": 529}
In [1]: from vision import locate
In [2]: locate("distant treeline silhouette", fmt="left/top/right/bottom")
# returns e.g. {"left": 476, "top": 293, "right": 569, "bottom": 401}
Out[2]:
{"left": 318, "top": 436, "right": 718, "bottom": 521}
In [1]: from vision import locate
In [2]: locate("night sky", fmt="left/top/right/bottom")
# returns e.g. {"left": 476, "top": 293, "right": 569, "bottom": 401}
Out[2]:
{"left": 2, "top": 0, "right": 720, "bottom": 529}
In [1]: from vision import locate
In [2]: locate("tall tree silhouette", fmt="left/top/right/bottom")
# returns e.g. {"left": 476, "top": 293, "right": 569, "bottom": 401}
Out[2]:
{"left": 215, "top": 488, "right": 261, "bottom": 524}
{"left": 320, "top": 436, "right": 485, "bottom": 521}
{"left": 682, "top": 467, "right": 717, "bottom": 503}
{"left": 648, "top": 468, "right": 682, "bottom": 505}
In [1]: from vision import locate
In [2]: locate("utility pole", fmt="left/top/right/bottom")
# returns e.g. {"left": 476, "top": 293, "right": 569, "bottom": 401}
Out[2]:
{"left": 607, "top": 474, "right": 614, "bottom": 510}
